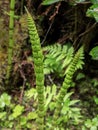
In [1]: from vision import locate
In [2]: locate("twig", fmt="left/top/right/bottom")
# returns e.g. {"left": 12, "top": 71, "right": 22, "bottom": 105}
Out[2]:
{"left": 73, "top": 22, "right": 97, "bottom": 47}
{"left": 19, "top": 66, "right": 26, "bottom": 104}
{"left": 41, "top": 20, "right": 54, "bottom": 45}
{"left": 49, "top": 3, "right": 61, "bottom": 21}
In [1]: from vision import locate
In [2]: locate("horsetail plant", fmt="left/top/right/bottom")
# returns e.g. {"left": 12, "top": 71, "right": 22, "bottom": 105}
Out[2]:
{"left": 6, "top": 0, "right": 15, "bottom": 84}
{"left": 25, "top": 7, "right": 45, "bottom": 130}
{"left": 51, "top": 46, "right": 84, "bottom": 129}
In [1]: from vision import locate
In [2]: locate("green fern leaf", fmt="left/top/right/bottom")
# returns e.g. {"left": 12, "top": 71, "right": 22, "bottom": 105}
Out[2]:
{"left": 52, "top": 46, "right": 84, "bottom": 128}
{"left": 89, "top": 46, "right": 98, "bottom": 60}
{"left": 42, "top": 0, "right": 61, "bottom": 5}
{"left": 43, "top": 43, "right": 74, "bottom": 76}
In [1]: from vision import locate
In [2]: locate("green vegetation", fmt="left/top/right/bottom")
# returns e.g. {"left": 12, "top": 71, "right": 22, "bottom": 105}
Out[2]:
{"left": 6, "top": 0, "right": 16, "bottom": 83}
{"left": 0, "top": 0, "right": 98, "bottom": 129}
{"left": 43, "top": 43, "right": 84, "bottom": 76}
{"left": 25, "top": 7, "right": 45, "bottom": 130}
{"left": 51, "top": 47, "right": 84, "bottom": 129}
{"left": 43, "top": 43, "right": 74, "bottom": 76}
{"left": 89, "top": 46, "right": 98, "bottom": 60}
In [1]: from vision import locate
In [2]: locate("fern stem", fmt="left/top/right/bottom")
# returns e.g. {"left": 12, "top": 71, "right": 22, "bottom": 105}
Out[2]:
{"left": 6, "top": 0, "right": 15, "bottom": 83}
{"left": 51, "top": 47, "right": 84, "bottom": 129}
{"left": 25, "top": 8, "right": 45, "bottom": 130}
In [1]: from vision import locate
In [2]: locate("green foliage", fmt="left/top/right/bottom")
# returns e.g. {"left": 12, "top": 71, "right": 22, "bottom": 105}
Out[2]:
{"left": 86, "top": 4, "right": 98, "bottom": 22}
{"left": 91, "top": 78, "right": 98, "bottom": 87}
{"left": 25, "top": 86, "right": 82, "bottom": 129}
{"left": 25, "top": 7, "right": 45, "bottom": 130}
{"left": 89, "top": 46, "right": 98, "bottom": 60}
{"left": 66, "top": 47, "right": 84, "bottom": 74}
{"left": 25, "top": 87, "right": 37, "bottom": 99}
{"left": 90, "top": 0, "right": 98, "bottom": 4}
{"left": 22, "top": 20, "right": 84, "bottom": 128}
{"left": 51, "top": 47, "right": 84, "bottom": 129}
{"left": 44, "top": 84, "right": 57, "bottom": 111}
{"left": 47, "top": 93, "right": 82, "bottom": 129}
{"left": 42, "top": 0, "right": 61, "bottom": 5}
{"left": 60, "top": 92, "right": 82, "bottom": 125}
{"left": 11, "top": 105, "right": 24, "bottom": 118}
{"left": 43, "top": 43, "right": 84, "bottom": 77}
{"left": 1, "top": 2, "right": 86, "bottom": 129}
{"left": 83, "top": 116, "right": 98, "bottom": 130}
{"left": 6, "top": 0, "right": 16, "bottom": 83}
{"left": 0, "top": 92, "right": 38, "bottom": 129}
{"left": 27, "top": 112, "right": 37, "bottom": 120}
{"left": 75, "top": 0, "right": 85, "bottom": 3}
{"left": 93, "top": 96, "right": 98, "bottom": 105}
{"left": 86, "top": 0, "right": 98, "bottom": 22}
{"left": 69, "top": 0, "right": 86, "bottom": 5}
{"left": 0, "top": 93, "right": 11, "bottom": 108}
{"left": 42, "top": 0, "right": 85, "bottom": 6}
{"left": 91, "top": 78, "right": 98, "bottom": 105}
{"left": 43, "top": 43, "right": 73, "bottom": 76}
{"left": 0, "top": 87, "right": 82, "bottom": 129}
{"left": 76, "top": 72, "right": 85, "bottom": 80}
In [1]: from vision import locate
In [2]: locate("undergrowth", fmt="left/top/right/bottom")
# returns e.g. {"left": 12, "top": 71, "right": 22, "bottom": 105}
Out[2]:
{"left": 0, "top": 6, "right": 85, "bottom": 130}
{"left": 0, "top": 0, "right": 98, "bottom": 130}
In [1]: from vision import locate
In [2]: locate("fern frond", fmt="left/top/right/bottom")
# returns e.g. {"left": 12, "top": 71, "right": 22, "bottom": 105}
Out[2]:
{"left": 43, "top": 43, "right": 74, "bottom": 76}
{"left": 65, "top": 46, "right": 84, "bottom": 74}
{"left": 25, "top": 7, "right": 45, "bottom": 130}
{"left": 51, "top": 46, "right": 84, "bottom": 128}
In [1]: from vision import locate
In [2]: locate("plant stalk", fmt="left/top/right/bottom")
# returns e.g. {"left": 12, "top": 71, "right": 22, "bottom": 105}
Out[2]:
{"left": 25, "top": 7, "right": 45, "bottom": 130}
{"left": 6, "top": 0, "right": 15, "bottom": 84}
{"left": 51, "top": 47, "right": 84, "bottom": 129}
